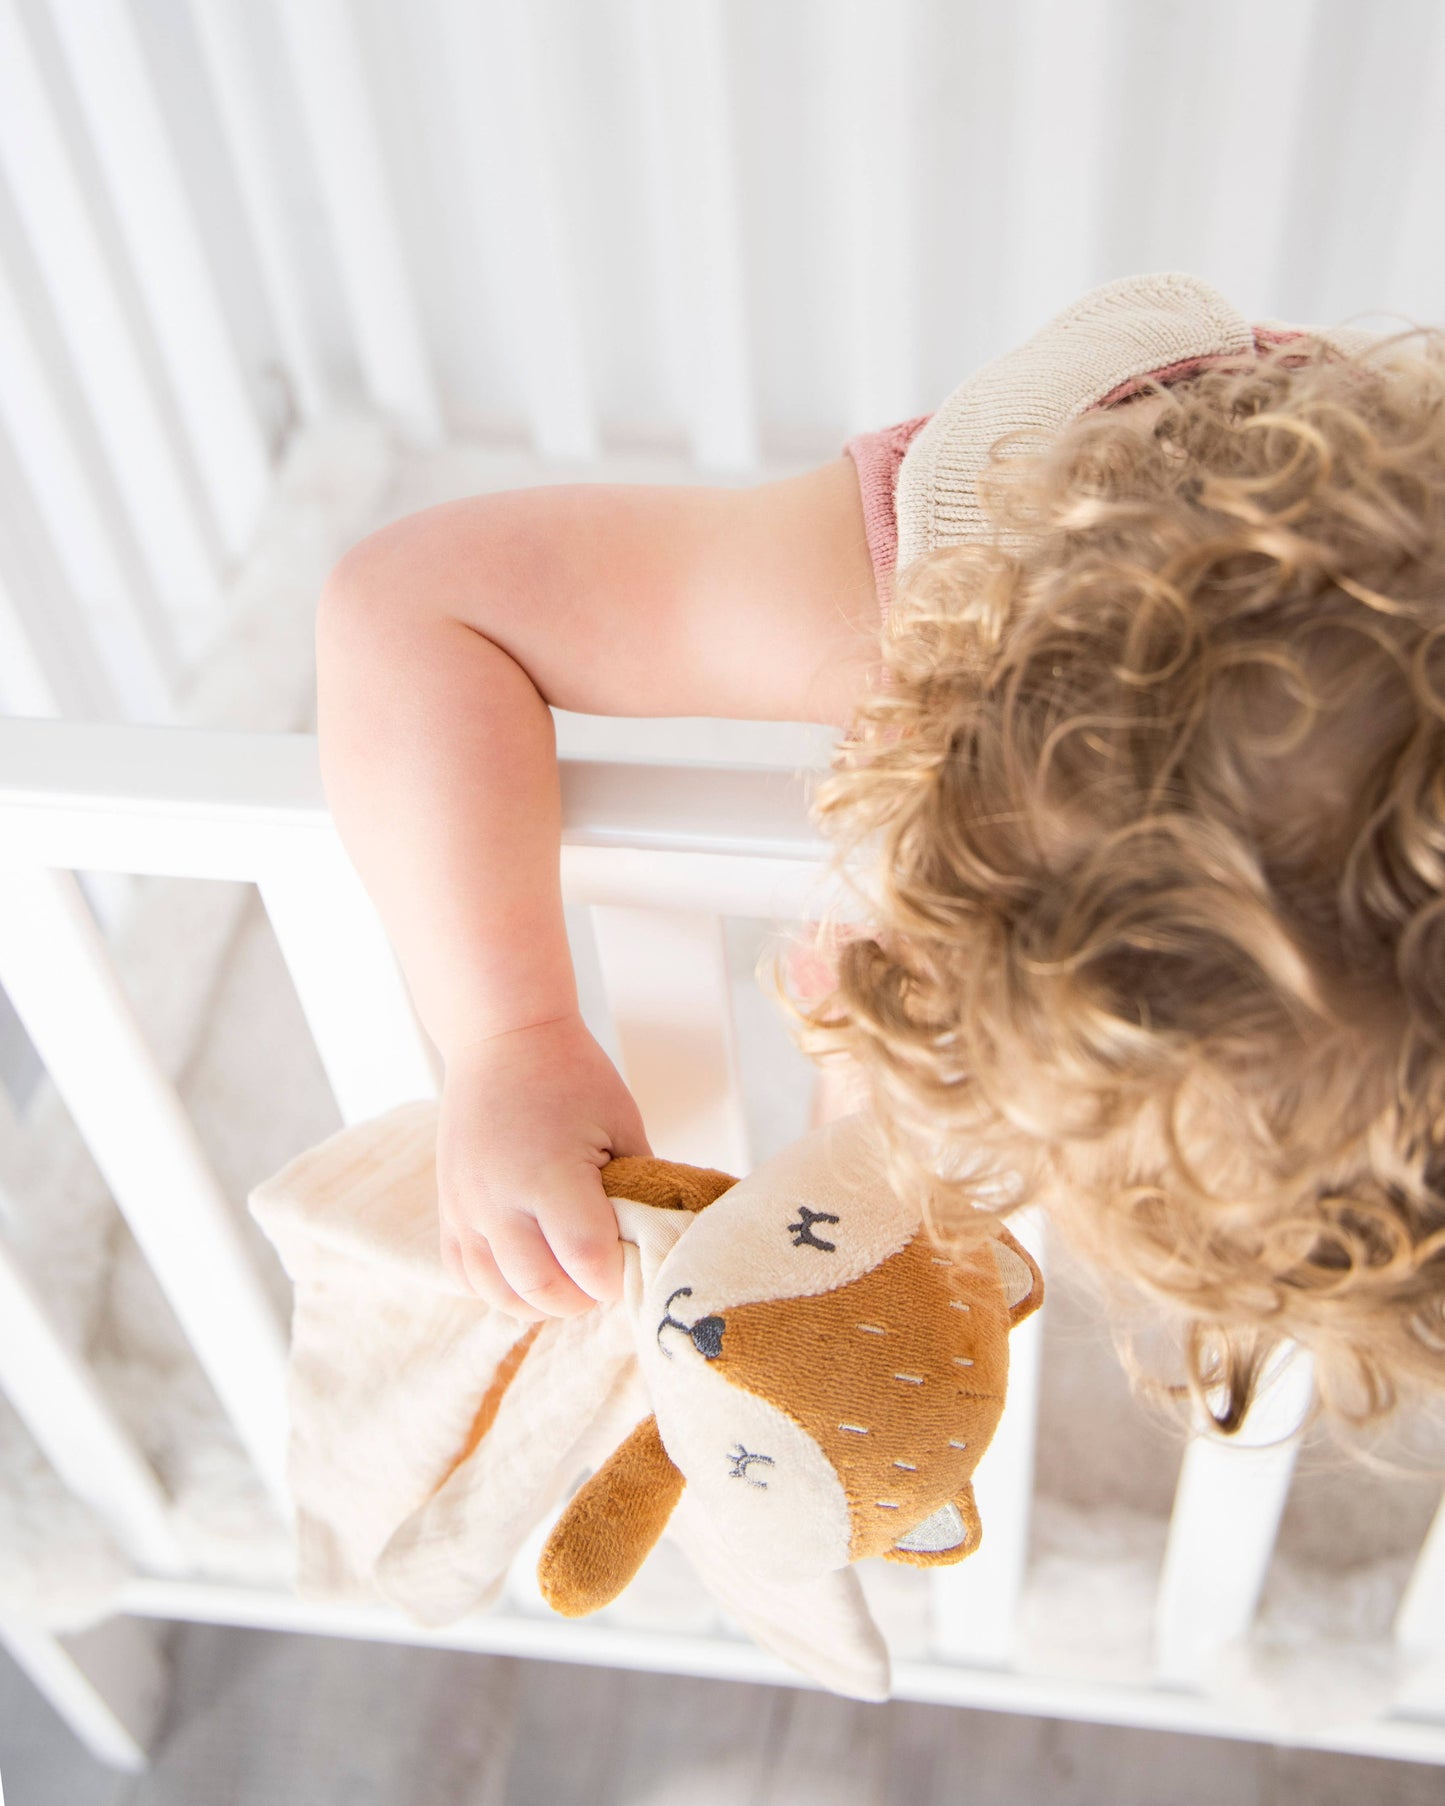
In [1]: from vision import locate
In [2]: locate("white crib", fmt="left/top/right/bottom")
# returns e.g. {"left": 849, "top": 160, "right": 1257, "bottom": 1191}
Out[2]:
{"left": 1, "top": 674, "right": 1444, "bottom": 1772}
{"left": 2, "top": 0, "right": 1445, "bottom": 1776}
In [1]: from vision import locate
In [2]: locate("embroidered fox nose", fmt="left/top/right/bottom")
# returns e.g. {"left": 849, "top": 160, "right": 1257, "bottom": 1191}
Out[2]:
{"left": 657, "top": 1286, "right": 725, "bottom": 1360}
{"left": 690, "top": 1314, "right": 724, "bottom": 1359}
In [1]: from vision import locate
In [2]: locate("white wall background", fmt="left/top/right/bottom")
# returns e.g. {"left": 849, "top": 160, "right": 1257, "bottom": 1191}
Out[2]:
{"left": 3, "top": 0, "right": 1445, "bottom": 737}
{"left": 140, "top": 0, "right": 1445, "bottom": 458}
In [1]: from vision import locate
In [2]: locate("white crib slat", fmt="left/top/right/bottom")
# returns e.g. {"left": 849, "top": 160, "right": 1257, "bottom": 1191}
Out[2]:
{"left": 0, "top": 1230, "right": 186, "bottom": 1576}
{"left": 929, "top": 1207, "right": 1046, "bottom": 1669}
{"left": 0, "top": 1612, "right": 167, "bottom": 1772}
{"left": 0, "top": 423, "right": 118, "bottom": 722}
{"left": 1287, "top": 0, "right": 1440, "bottom": 331}
{"left": 1386, "top": 9, "right": 1445, "bottom": 325}
{"left": 48, "top": 0, "right": 271, "bottom": 559}
{"left": 0, "top": 868, "right": 290, "bottom": 1510}
{"left": 0, "top": 246, "right": 176, "bottom": 720}
{"left": 259, "top": 843, "right": 439, "bottom": 1125}
{"left": 629, "top": 0, "right": 757, "bottom": 471}
{"left": 1188, "top": 1, "right": 1318, "bottom": 314}
{"left": 996, "top": 0, "right": 1114, "bottom": 333}
{"left": 0, "top": 0, "right": 224, "bottom": 664}
{"left": 189, "top": 0, "right": 332, "bottom": 425}
{"left": 832, "top": 0, "right": 920, "bottom": 435}
{"left": 590, "top": 906, "right": 749, "bottom": 1173}
{"left": 1153, "top": 1343, "right": 1314, "bottom": 1686}
{"left": 1395, "top": 1491, "right": 1445, "bottom": 1661}
{"left": 0, "top": 561, "right": 64, "bottom": 718}
{"left": 272, "top": 0, "right": 444, "bottom": 449}
{"left": 434, "top": 0, "right": 598, "bottom": 463}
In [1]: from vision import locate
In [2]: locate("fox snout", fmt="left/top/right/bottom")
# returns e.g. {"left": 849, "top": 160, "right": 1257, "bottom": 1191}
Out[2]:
{"left": 657, "top": 1286, "right": 725, "bottom": 1360}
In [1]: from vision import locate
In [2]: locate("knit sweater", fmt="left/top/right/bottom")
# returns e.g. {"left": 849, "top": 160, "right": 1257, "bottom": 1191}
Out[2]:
{"left": 843, "top": 270, "right": 1381, "bottom": 622}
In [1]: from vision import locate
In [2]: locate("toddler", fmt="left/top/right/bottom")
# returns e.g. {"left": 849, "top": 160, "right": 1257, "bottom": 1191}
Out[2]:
{"left": 315, "top": 272, "right": 1445, "bottom": 1442}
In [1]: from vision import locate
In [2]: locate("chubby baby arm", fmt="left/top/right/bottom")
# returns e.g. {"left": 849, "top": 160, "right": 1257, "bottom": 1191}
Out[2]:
{"left": 315, "top": 462, "right": 880, "bottom": 1317}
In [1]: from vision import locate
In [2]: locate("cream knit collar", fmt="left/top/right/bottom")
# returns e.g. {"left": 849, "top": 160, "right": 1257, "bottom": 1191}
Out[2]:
{"left": 893, "top": 271, "right": 1257, "bottom": 569}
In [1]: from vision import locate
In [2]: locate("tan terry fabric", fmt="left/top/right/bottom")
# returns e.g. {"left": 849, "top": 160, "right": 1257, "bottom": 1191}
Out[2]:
{"left": 537, "top": 1414, "right": 684, "bottom": 1616}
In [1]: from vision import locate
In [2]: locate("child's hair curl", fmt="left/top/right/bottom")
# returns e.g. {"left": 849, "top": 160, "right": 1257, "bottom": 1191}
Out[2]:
{"left": 787, "top": 325, "right": 1445, "bottom": 1445}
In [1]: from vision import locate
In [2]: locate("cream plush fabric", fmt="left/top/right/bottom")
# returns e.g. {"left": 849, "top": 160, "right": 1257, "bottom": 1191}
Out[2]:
{"left": 250, "top": 1109, "right": 1037, "bottom": 1700}
{"left": 251, "top": 1110, "right": 918, "bottom": 1697}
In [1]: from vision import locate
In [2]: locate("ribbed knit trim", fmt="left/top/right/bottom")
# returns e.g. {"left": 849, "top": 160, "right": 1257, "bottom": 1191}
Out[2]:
{"left": 843, "top": 413, "right": 931, "bottom": 626}
{"left": 894, "top": 272, "right": 1256, "bottom": 569}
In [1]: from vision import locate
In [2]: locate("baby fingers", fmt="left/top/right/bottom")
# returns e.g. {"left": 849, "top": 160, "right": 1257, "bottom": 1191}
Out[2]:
{"left": 495, "top": 1213, "right": 604, "bottom": 1316}
{"left": 440, "top": 1224, "right": 546, "bottom": 1320}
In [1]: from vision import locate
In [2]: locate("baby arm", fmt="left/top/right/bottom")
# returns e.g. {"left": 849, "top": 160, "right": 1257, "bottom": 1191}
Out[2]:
{"left": 316, "top": 461, "right": 880, "bottom": 1318}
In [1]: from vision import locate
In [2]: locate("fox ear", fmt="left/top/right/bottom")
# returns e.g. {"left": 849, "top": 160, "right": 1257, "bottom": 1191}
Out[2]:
{"left": 537, "top": 1415, "right": 685, "bottom": 1616}
{"left": 990, "top": 1227, "right": 1044, "bottom": 1328}
{"left": 600, "top": 1157, "right": 737, "bottom": 1214}
{"left": 883, "top": 1483, "right": 982, "bottom": 1568}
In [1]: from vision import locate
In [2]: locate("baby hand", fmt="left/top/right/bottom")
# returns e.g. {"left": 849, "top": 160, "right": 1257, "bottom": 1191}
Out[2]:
{"left": 436, "top": 1013, "right": 652, "bottom": 1319}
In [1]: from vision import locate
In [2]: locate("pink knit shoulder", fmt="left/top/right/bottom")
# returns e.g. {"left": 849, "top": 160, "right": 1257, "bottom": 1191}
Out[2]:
{"left": 842, "top": 413, "right": 932, "bottom": 625}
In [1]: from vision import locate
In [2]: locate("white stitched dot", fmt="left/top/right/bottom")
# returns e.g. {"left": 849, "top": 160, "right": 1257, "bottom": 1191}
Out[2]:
{"left": 948, "top": 1300, "right": 971, "bottom": 1312}
{"left": 856, "top": 1323, "right": 887, "bottom": 1335}
{"left": 893, "top": 1460, "right": 917, "bottom": 1471}
{"left": 949, "top": 1439, "right": 968, "bottom": 1450}
{"left": 952, "top": 1356, "right": 975, "bottom": 1367}
{"left": 875, "top": 1501, "right": 901, "bottom": 1510}
{"left": 930, "top": 1256, "right": 952, "bottom": 1267}
{"left": 893, "top": 1372, "right": 924, "bottom": 1385}
{"left": 839, "top": 1422, "right": 869, "bottom": 1435}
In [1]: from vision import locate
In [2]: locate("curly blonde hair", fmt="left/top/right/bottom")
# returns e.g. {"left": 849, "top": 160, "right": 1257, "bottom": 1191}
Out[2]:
{"left": 786, "top": 326, "right": 1445, "bottom": 1443}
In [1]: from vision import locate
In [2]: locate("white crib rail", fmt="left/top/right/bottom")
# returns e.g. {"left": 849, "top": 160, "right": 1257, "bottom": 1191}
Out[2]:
{"left": 929, "top": 1221, "right": 1045, "bottom": 1671}
{"left": 0, "top": 717, "right": 1442, "bottom": 1772}
{"left": 0, "top": 867, "right": 290, "bottom": 1509}
{"left": 1154, "top": 1345, "right": 1316, "bottom": 1687}
{"left": 0, "top": 0, "right": 225, "bottom": 685}
{"left": 0, "top": 1228, "right": 185, "bottom": 1578}
{"left": 258, "top": 847, "right": 440, "bottom": 1127}
{"left": 271, "top": 0, "right": 443, "bottom": 451}
{"left": 43, "top": 0, "right": 273, "bottom": 559}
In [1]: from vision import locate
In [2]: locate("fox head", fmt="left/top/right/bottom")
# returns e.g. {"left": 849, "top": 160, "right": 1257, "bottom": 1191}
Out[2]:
{"left": 537, "top": 1115, "right": 1043, "bottom": 1615}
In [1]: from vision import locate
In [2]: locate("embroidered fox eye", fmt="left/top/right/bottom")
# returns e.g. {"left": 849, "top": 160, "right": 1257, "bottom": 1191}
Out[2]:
{"left": 787, "top": 1207, "right": 839, "bottom": 1252}
{"left": 726, "top": 1443, "right": 775, "bottom": 1488}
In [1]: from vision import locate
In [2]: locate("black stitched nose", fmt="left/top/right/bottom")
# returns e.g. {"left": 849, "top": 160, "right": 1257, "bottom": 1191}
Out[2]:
{"left": 691, "top": 1315, "right": 725, "bottom": 1360}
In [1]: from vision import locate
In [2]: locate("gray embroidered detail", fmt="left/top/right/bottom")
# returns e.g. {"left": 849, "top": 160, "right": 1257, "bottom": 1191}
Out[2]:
{"left": 839, "top": 1423, "right": 870, "bottom": 1435}
{"left": 691, "top": 1314, "right": 725, "bottom": 1359}
{"left": 657, "top": 1286, "right": 725, "bottom": 1360}
{"left": 788, "top": 1207, "right": 840, "bottom": 1252}
{"left": 894, "top": 1501, "right": 969, "bottom": 1554}
{"left": 726, "top": 1444, "right": 775, "bottom": 1489}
